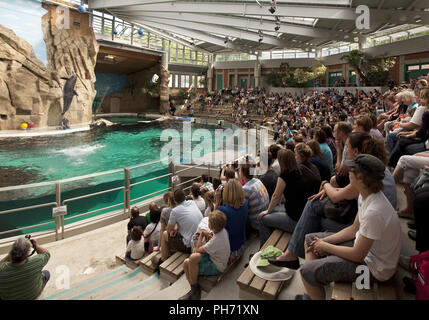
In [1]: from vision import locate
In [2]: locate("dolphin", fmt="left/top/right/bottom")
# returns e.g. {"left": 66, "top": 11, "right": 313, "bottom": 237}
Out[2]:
{"left": 61, "top": 72, "right": 78, "bottom": 116}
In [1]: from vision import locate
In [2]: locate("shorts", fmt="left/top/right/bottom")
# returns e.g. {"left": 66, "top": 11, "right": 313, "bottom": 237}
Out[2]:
{"left": 299, "top": 232, "right": 361, "bottom": 287}
{"left": 198, "top": 253, "right": 220, "bottom": 276}
{"left": 168, "top": 233, "right": 191, "bottom": 254}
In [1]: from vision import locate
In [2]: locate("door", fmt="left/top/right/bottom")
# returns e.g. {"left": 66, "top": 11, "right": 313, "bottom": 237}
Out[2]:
{"left": 216, "top": 74, "right": 223, "bottom": 91}
{"left": 329, "top": 72, "right": 343, "bottom": 87}
{"left": 349, "top": 70, "right": 357, "bottom": 86}
{"left": 111, "top": 97, "right": 120, "bottom": 113}
{"left": 405, "top": 63, "right": 429, "bottom": 83}
{"left": 240, "top": 77, "right": 248, "bottom": 89}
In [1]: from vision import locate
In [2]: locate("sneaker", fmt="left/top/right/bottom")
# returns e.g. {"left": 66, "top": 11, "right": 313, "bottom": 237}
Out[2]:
{"left": 189, "top": 284, "right": 201, "bottom": 300}
{"left": 399, "top": 255, "right": 410, "bottom": 270}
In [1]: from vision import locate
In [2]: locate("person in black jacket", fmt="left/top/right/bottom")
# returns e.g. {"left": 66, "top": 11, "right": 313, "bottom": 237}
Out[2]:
{"left": 126, "top": 206, "right": 148, "bottom": 245}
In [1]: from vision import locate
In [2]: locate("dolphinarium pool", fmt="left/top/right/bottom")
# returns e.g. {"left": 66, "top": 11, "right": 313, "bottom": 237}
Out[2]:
{"left": 0, "top": 120, "right": 236, "bottom": 238}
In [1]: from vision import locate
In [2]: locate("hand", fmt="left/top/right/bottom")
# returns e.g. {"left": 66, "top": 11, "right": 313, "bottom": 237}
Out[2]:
{"left": 30, "top": 239, "right": 37, "bottom": 247}
{"left": 310, "top": 237, "right": 327, "bottom": 257}
{"left": 257, "top": 210, "right": 269, "bottom": 220}
{"left": 337, "top": 164, "right": 348, "bottom": 176}
{"left": 153, "top": 246, "right": 159, "bottom": 252}
{"left": 309, "top": 190, "right": 327, "bottom": 202}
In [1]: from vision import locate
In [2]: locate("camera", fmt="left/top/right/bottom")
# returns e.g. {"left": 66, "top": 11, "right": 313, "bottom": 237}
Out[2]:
{"left": 25, "top": 234, "right": 31, "bottom": 240}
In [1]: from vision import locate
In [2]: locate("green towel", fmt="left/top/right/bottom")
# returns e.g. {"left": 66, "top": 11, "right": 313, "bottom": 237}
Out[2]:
{"left": 257, "top": 245, "right": 283, "bottom": 267}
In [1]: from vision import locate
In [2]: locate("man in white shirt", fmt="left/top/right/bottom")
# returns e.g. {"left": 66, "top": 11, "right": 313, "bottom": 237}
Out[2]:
{"left": 160, "top": 189, "right": 202, "bottom": 264}
{"left": 297, "top": 154, "right": 401, "bottom": 300}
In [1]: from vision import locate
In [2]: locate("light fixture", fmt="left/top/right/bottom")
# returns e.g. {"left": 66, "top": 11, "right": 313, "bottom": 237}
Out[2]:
{"left": 269, "top": 0, "right": 276, "bottom": 14}
{"left": 104, "top": 55, "right": 116, "bottom": 62}
{"left": 269, "top": 7, "right": 276, "bottom": 14}
{"left": 275, "top": 26, "right": 280, "bottom": 31}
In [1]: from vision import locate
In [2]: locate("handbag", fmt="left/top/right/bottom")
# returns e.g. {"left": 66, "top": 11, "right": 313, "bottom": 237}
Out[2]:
{"left": 409, "top": 250, "right": 429, "bottom": 300}
{"left": 412, "top": 168, "right": 429, "bottom": 194}
{"left": 144, "top": 221, "right": 159, "bottom": 253}
{"left": 320, "top": 197, "right": 358, "bottom": 224}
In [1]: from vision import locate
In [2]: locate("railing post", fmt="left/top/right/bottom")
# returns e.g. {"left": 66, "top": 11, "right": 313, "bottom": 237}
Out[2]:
{"left": 169, "top": 159, "right": 176, "bottom": 192}
{"left": 124, "top": 168, "right": 130, "bottom": 216}
{"left": 55, "top": 182, "right": 61, "bottom": 241}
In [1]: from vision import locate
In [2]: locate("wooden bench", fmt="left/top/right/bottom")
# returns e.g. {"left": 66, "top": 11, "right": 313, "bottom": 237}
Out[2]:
{"left": 236, "top": 229, "right": 291, "bottom": 300}
{"left": 139, "top": 251, "right": 163, "bottom": 274}
{"left": 331, "top": 278, "right": 399, "bottom": 300}
{"left": 198, "top": 255, "right": 243, "bottom": 292}
{"left": 115, "top": 255, "right": 146, "bottom": 269}
{"left": 159, "top": 251, "right": 190, "bottom": 283}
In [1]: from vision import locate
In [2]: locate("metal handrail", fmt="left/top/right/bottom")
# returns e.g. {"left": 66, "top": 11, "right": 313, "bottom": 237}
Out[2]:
{"left": 130, "top": 187, "right": 171, "bottom": 204}
{"left": 0, "top": 202, "right": 58, "bottom": 216}
{"left": 62, "top": 187, "right": 125, "bottom": 205}
{"left": 129, "top": 173, "right": 172, "bottom": 188}
{"left": 0, "top": 220, "right": 56, "bottom": 237}
{"left": 63, "top": 203, "right": 124, "bottom": 222}
{"left": 127, "top": 158, "right": 168, "bottom": 170}
{"left": 175, "top": 163, "right": 211, "bottom": 175}
{"left": 176, "top": 176, "right": 202, "bottom": 188}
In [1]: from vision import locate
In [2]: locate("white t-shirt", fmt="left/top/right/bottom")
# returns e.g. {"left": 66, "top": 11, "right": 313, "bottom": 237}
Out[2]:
{"left": 193, "top": 197, "right": 206, "bottom": 214}
{"left": 203, "top": 229, "right": 231, "bottom": 272}
{"left": 272, "top": 159, "right": 281, "bottom": 176}
{"left": 168, "top": 200, "right": 203, "bottom": 247}
{"left": 354, "top": 192, "right": 401, "bottom": 281}
{"left": 126, "top": 239, "right": 145, "bottom": 260}
{"left": 204, "top": 207, "right": 212, "bottom": 217}
{"left": 410, "top": 106, "right": 426, "bottom": 127}
{"left": 144, "top": 222, "right": 161, "bottom": 243}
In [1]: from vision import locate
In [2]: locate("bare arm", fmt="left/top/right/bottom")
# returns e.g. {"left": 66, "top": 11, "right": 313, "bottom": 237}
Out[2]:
{"left": 319, "top": 234, "right": 374, "bottom": 264}
{"left": 320, "top": 213, "right": 360, "bottom": 245}
{"left": 415, "top": 152, "right": 429, "bottom": 158}
{"left": 1, "top": 254, "right": 10, "bottom": 262}
{"left": 31, "top": 239, "right": 49, "bottom": 254}
{"left": 266, "top": 178, "right": 285, "bottom": 214}
{"left": 324, "top": 183, "right": 359, "bottom": 204}
{"left": 399, "top": 121, "right": 419, "bottom": 130}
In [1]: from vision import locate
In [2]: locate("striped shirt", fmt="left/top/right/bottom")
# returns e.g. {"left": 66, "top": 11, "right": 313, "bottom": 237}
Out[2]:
{"left": 243, "top": 178, "right": 269, "bottom": 230}
{"left": 0, "top": 252, "right": 50, "bottom": 300}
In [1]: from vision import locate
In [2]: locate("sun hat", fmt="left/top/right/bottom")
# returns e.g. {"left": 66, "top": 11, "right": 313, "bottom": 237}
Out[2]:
{"left": 249, "top": 250, "right": 294, "bottom": 282}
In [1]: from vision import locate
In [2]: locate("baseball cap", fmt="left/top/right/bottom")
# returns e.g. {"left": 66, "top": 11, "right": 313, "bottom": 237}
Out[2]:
{"left": 343, "top": 154, "right": 385, "bottom": 180}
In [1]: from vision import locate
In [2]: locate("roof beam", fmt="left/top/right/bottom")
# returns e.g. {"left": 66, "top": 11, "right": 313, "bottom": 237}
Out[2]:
{"left": 113, "top": 15, "right": 243, "bottom": 51}
{"left": 99, "top": 2, "right": 429, "bottom": 24}
{"left": 122, "top": 11, "right": 357, "bottom": 42}
{"left": 117, "top": 13, "right": 315, "bottom": 49}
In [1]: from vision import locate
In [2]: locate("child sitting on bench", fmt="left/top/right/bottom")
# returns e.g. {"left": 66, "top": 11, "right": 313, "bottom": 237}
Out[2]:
{"left": 179, "top": 210, "right": 231, "bottom": 300}
{"left": 125, "top": 226, "right": 145, "bottom": 261}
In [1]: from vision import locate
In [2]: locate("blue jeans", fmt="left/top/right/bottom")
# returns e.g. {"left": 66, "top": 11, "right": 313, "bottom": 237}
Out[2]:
{"left": 259, "top": 210, "right": 297, "bottom": 247}
{"left": 287, "top": 200, "right": 324, "bottom": 259}
{"left": 386, "top": 131, "right": 400, "bottom": 153}
{"left": 42, "top": 270, "right": 50, "bottom": 287}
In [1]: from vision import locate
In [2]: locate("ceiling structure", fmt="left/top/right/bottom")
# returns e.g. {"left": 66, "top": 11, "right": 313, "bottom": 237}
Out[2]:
{"left": 87, "top": 0, "right": 429, "bottom": 55}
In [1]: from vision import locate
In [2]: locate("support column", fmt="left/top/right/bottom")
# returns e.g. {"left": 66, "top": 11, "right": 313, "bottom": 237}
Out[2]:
{"left": 399, "top": 56, "right": 405, "bottom": 83}
{"left": 254, "top": 57, "right": 261, "bottom": 88}
{"left": 159, "top": 51, "right": 170, "bottom": 114}
{"left": 207, "top": 54, "right": 214, "bottom": 93}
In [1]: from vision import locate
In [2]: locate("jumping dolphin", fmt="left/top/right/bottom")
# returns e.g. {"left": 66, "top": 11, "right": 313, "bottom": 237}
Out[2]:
{"left": 61, "top": 72, "right": 78, "bottom": 116}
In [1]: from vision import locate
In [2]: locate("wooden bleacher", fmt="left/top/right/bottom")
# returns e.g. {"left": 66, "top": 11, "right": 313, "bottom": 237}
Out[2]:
{"left": 139, "top": 251, "right": 163, "bottom": 274}
{"left": 236, "top": 229, "right": 291, "bottom": 300}
{"left": 115, "top": 255, "right": 146, "bottom": 269}
{"left": 159, "top": 251, "right": 190, "bottom": 283}
{"left": 331, "top": 279, "right": 399, "bottom": 300}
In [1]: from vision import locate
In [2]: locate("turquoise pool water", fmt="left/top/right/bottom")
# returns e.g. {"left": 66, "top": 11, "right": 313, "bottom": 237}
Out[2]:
{"left": 0, "top": 120, "right": 234, "bottom": 238}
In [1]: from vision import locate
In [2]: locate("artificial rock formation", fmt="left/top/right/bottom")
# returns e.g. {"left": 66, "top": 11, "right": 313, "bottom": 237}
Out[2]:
{"left": 0, "top": 3, "right": 99, "bottom": 130}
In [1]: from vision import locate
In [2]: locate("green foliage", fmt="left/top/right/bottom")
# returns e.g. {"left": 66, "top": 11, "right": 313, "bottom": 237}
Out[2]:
{"left": 265, "top": 61, "right": 327, "bottom": 87}
{"left": 141, "top": 80, "right": 160, "bottom": 98}
{"left": 342, "top": 50, "right": 396, "bottom": 86}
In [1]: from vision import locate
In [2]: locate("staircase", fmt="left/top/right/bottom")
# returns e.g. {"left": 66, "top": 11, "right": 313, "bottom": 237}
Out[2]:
{"left": 42, "top": 265, "right": 170, "bottom": 300}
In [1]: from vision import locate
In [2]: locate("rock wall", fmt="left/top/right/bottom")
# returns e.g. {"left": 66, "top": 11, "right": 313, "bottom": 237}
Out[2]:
{"left": 0, "top": 3, "right": 99, "bottom": 130}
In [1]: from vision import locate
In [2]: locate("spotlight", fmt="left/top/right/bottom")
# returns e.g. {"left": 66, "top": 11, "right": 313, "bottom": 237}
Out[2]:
{"left": 269, "top": 7, "right": 276, "bottom": 14}
{"left": 259, "top": 38, "right": 263, "bottom": 43}
{"left": 275, "top": 26, "right": 280, "bottom": 31}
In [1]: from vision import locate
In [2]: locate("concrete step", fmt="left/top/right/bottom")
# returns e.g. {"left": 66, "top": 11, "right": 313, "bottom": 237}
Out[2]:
{"left": 42, "top": 265, "right": 169, "bottom": 300}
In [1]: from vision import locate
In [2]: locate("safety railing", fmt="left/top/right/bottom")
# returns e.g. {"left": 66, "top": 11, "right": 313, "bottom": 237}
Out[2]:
{"left": 0, "top": 158, "right": 224, "bottom": 245}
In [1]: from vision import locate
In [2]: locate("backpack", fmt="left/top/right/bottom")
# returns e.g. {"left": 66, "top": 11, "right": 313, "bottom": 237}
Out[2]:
{"left": 412, "top": 168, "right": 429, "bottom": 194}
{"left": 409, "top": 250, "right": 429, "bottom": 300}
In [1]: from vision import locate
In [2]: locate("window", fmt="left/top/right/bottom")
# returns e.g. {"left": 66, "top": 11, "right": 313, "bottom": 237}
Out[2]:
{"left": 261, "top": 51, "right": 271, "bottom": 60}
{"left": 174, "top": 74, "right": 179, "bottom": 88}
{"left": 296, "top": 52, "right": 309, "bottom": 58}
{"left": 168, "top": 74, "right": 173, "bottom": 88}
{"left": 272, "top": 51, "right": 283, "bottom": 59}
{"left": 421, "top": 64, "right": 429, "bottom": 70}
{"left": 408, "top": 65, "right": 420, "bottom": 71}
